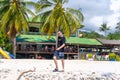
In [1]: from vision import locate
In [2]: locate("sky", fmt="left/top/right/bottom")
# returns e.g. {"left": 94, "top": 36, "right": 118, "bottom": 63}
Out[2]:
{"left": 29, "top": 0, "right": 120, "bottom": 35}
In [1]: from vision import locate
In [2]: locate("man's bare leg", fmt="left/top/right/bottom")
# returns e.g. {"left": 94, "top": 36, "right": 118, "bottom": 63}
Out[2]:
{"left": 53, "top": 56, "right": 58, "bottom": 69}
{"left": 61, "top": 59, "right": 64, "bottom": 72}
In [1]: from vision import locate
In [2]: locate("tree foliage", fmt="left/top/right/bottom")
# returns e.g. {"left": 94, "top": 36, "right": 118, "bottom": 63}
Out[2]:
{"left": 80, "top": 31, "right": 103, "bottom": 39}
{"left": 99, "top": 23, "right": 110, "bottom": 36}
{"left": 107, "top": 32, "right": 120, "bottom": 40}
{"left": 0, "top": 0, "right": 36, "bottom": 40}
{"left": 0, "top": 31, "right": 13, "bottom": 52}
{"left": 116, "top": 22, "right": 120, "bottom": 32}
{"left": 34, "top": 0, "right": 84, "bottom": 37}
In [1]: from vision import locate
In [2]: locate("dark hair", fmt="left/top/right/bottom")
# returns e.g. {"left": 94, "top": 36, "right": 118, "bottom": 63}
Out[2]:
{"left": 58, "top": 30, "right": 63, "bottom": 33}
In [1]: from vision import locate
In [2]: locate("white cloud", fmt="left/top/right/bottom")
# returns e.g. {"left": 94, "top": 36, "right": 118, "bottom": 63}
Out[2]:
{"left": 83, "top": 0, "right": 120, "bottom": 33}
{"left": 65, "top": 0, "right": 112, "bottom": 32}
{"left": 89, "top": 16, "right": 103, "bottom": 28}
{"left": 106, "top": 0, "right": 120, "bottom": 30}
{"left": 106, "top": 13, "right": 119, "bottom": 29}
{"left": 110, "top": 0, "right": 120, "bottom": 13}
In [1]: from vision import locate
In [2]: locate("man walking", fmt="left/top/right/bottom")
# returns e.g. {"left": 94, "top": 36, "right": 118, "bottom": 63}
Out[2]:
{"left": 53, "top": 30, "right": 66, "bottom": 72}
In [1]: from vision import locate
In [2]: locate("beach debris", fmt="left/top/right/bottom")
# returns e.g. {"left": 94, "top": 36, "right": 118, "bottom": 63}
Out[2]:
{"left": 17, "top": 67, "right": 36, "bottom": 80}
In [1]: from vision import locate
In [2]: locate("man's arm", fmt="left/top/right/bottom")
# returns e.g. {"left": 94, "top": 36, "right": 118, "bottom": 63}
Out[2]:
{"left": 56, "top": 43, "right": 65, "bottom": 51}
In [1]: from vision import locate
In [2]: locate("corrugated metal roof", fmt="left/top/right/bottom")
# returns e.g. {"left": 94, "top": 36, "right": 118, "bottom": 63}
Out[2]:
{"left": 97, "top": 38, "right": 120, "bottom": 46}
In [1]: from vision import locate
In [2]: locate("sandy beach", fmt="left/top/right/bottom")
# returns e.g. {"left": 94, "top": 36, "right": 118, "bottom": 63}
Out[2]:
{"left": 0, "top": 59, "right": 120, "bottom": 80}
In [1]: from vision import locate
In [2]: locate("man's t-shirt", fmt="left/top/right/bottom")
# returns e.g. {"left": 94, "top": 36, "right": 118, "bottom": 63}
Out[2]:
{"left": 57, "top": 36, "right": 66, "bottom": 52}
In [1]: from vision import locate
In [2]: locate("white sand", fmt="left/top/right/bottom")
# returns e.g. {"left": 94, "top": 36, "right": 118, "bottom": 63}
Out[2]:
{"left": 0, "top": 59, "right": 120, "bottom": 80}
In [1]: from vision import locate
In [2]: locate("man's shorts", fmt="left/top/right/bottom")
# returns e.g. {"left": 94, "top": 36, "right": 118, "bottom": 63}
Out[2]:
{"left": 54, "top": 50, "right": 64, "bottom": 59}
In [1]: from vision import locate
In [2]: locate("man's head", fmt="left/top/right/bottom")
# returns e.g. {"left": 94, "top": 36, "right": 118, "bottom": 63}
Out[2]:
{"left": 57, "top": 30, "right": 63, "bottom": 37}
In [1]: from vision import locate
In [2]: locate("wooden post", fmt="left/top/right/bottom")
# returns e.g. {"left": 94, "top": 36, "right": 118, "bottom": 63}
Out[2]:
{"left": 56, "top": 30, "right": 58, "bottom": 49}
{"left": 78, "top": 45, "right": 80, "bottom": 59}
{"left": 35, "top": 53, "right": 38, "bottom": 59}
{"left": 67, "top": 52, "right": 69, "bottom": 60}
{"left": 13, "top": 38, "right": 16, "bottom": 59}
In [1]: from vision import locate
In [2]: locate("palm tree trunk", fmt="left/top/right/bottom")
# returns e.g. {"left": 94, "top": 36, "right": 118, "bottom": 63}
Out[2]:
{"left": 10, "top": 38, "right": 16, "bottom": 59}
{"left": 18, "top": 0, "right": 20, "bottom": 7}
{"left": 9, "top": 26, "right": 17, "bottom": 58}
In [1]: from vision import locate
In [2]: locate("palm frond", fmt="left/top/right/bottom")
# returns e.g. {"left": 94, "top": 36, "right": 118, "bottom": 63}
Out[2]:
{"left": 38, "top": 0, "right": 53, "bottom": 5}
{"left": 23, "top": 7, "right": 35, "bottom": 16}
{"left": 1, "top": 1, "right": 29, "bottom": 39}
{"left": 61, "top": 15, "right": 70, "bottom": 37}
{"left": 62, "top": 0, "right": 68, "bottom": 4}
{"left": 36, "top": 0, "right": 84, "bottom": 37}
{"left": 67, "top": 8, "right": 84, "bottom": 22}
{"left": 18, "top": 7, "right": 29, "bottom": 33}
{"left": 15, "top": 14, "right": 22, "bottom": 32}
{"left": 65, "top": 11, "right": 82, "bottom": 32}
{"left": 21, "top": 9, "right": 29, "bottom": 20}
{"left": 1, "top": 6, "right": 11, "bottom": 32}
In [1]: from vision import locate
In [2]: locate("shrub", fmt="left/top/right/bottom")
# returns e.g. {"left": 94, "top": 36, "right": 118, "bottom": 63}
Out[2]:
{"left": 0, "top": 31, "right": 13, "bottom": 53}
{"left": 109, "top": 53, "right": 116, "bottom": 61}
{"left": 87, "top": 53, "right": 93, "bottom": 58}
{"left": 80, "top": 53, "right": 86, "bottom": 60}
{"left": 116, "top": 55, "right": 120, "bottom": 61}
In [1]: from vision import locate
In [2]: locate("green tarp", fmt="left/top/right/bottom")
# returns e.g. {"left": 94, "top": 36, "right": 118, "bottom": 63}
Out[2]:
{"left": 17, "top": 34, "right": 102, "bottom": 45}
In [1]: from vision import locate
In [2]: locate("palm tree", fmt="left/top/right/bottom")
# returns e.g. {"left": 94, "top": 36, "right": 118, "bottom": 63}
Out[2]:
{"left": 34, "top": 0, "right": 84, "bottom": 47}
{"left": 0, "top": 0, "right": 36, "bottom": 58}
{"left": 116, "top": 22, "right": 120, "bottom": 32}
{"left": 99, "top": 23, "right": 110, "bottom": 36}
{"left": 0, "top": 0, "right": 10, "bottom": 20}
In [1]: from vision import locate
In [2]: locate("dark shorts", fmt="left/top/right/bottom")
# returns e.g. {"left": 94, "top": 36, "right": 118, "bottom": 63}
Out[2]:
{"left": 54, "top": 50, "right": 64, "bottom": 59}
